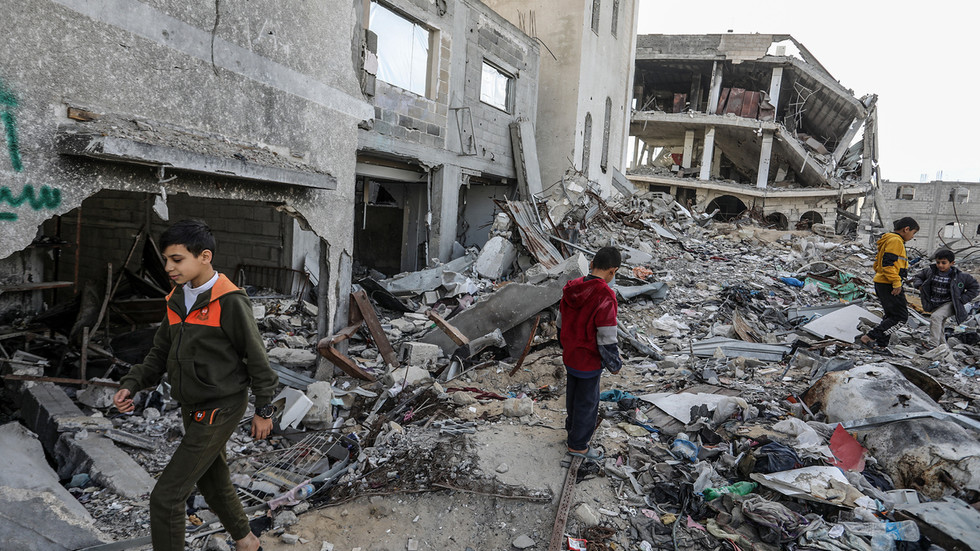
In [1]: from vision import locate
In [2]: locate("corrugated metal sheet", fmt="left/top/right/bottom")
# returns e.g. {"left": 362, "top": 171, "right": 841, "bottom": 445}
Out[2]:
{"left": 502, "top": 199, "right": 565, "bottom": 269}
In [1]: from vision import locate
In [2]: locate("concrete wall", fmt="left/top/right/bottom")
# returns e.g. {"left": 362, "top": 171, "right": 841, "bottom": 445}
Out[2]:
{"left": 358, "top": 0, "right": 540, "bottom": 261}
{"left": 881, "top": 180, "right": 980, "bottom": 255}
{"left": 0, "top": 0, "right": 372, "bottom": 329}
{"left": 483, "top": 0, "right": 638, "bottom": 196}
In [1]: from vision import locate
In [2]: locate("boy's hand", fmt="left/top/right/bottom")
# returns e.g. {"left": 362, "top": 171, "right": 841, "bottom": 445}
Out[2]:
{"left": 113, "top": 389, "right": 135, "bottom": 413}
{"left": 251, "top": 416, "right": 273, "bottom": 440}
{"left": 892, "top": 286, "right": 903, "bottom": 295}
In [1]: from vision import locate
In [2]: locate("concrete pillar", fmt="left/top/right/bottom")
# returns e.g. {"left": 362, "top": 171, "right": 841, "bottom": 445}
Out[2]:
{"left": 756, "top": 131, "right": 774, "bottom": 188}
{"left": 767, "top": 67, "right": 784, "bottom": 112}
{"left": 429, "top": 164, "right": 461, "bottom": 261}
{"left": 699, "top": 127, "right": 715, "bottom": 180}
{"left": 706, "top": 61, "right": 724, "bottom": 114}
{"left": 712, "top": 146, "right": 723, "bottom": 178}
{"left": 682, "top": 130, "right": 695, "bottom": 169}
{"left": 631, "top": 136, "right": 640, "bottom": 169}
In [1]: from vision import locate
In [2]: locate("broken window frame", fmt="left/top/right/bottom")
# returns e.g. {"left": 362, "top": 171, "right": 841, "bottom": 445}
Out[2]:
{"left": 948, "top": 187, "right": 969, "bottom": 203}
{"left": 942, "top": 222, "right": 964, "bottom": 240}
{"left": 479, "top": 60, "right": 513, "bottom": 113}
{"left": 590, "top": 0, "right": 600, "bottom": 35}
{"left": 896, "top": 185, "right": 915, "bottom": 200}
{"left": 367, "top": 0, "right": 433, "bottom": 98}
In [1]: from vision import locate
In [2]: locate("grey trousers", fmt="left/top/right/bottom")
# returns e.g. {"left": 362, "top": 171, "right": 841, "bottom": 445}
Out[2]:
{"left": 929, "top": 302, "right": 955, "bottom": 347}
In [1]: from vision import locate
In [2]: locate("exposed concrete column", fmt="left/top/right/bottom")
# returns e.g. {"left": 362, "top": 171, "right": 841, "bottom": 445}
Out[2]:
{"left": 429, "top": 164, "right": 461, "bottom": 262}
{"left": 631, "top": 136, "right": 640, "bottom": 169}
{"left": 682, "top": 130, "right": 695, "bottom": 169}
{"left": 712, "top": 146, "right": 723, "bottom": 178}
{"left": 767, "top": 66, "right": 784, "bottom": 112}
{"left": 706, "top": 61, "right": 724, "bottom": 114}
{"left": 756, "top": 131, "right": 774, "bottom": 188}
{"left": 699, "top": 127, "right": 715, "bottom": 180}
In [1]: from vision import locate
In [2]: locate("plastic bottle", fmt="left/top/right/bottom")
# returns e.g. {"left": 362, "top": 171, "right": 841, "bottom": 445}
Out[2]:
{"left": 703, "top": 481, "right": 757, "bottom": 500}
{"left": 670, "top": 433, "right": 699, "bottom": 462}
{"left": 869, "top": 520, "right": 920, "bottom": 550}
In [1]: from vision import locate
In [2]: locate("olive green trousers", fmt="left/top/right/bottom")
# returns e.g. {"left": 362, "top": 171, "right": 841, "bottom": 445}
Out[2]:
{"left": 150, "top": 398, "right": 250, "bottom": 550}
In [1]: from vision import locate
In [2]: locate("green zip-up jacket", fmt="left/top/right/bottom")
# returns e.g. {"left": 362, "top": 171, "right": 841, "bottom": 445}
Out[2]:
{"left": 119, "top": 273, "right": 278, "bottom": 410}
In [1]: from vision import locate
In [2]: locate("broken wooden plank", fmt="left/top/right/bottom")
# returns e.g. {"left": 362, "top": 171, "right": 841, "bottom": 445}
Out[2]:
{"left": 316, "top": 341, "right": 377, "bottom": 382}
{"left": 1, "top": 374, "right": 120, "bottom": 387}
{"left": 351, "top": 290, "right": 400, "bottom": 368}
{"left": 426, "top": 309, "right": 469, "bottom": 347}
{"left": 548, "top": 455, "right": 582, "bottom": 551}
{"left": 509, "top": 315, "right": 541, "bottom": 376}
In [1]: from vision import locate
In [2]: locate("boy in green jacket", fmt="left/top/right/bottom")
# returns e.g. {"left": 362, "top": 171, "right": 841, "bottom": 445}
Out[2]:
{"left": 113, "top": 220, "right": 278, "bottom": 551}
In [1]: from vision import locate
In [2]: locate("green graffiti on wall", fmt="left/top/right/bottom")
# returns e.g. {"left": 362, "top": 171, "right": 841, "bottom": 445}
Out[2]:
{"left": 0, "top": 77, "right": 23, "bottom": 172}
{"left": 0, "top": 185, "right": 61, "bottom": 221}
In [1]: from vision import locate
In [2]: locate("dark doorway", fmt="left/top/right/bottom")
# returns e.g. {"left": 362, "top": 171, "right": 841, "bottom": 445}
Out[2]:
{"left": 705, "top": 195, "right": 747, "bottom": 221}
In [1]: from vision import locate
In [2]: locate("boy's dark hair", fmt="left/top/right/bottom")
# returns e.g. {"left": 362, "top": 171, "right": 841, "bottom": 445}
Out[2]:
{"left": 893, "top": 217, "right": 920, "bottom": 232}
{"left": 592, "top": 247, "right": 622, "bottom": 270}
{"left": 160, "top": 219, "right": 216, "bottom": 256}
{"left": 934, "top": 249, "right": 955, "bottom": 262}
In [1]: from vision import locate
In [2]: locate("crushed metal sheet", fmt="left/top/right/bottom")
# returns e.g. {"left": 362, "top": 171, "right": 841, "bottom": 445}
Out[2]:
{"left": 690, "top": 336, "right": 791, "bottom": 361}
{"left": 896, "top": 497, "right": 980, "bottom": 551}
{"left": 501, "top": 199, "right": 565, "bottom": 269}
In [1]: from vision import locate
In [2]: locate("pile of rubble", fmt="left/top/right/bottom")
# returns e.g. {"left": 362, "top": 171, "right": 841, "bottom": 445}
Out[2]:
{"left": 2, "top": 179, "right": 979, "bottom": 551}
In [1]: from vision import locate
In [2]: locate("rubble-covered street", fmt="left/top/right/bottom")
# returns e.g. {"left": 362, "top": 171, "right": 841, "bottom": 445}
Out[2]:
{"left": 3, "top": 186, "right": 979, "bottom": 551}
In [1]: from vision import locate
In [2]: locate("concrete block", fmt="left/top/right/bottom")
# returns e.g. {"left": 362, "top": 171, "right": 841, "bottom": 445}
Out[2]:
{"left": 75, "top": 379, "right": 117, "bottom": 408}
{"left": 268, "top": 347, "right": 318, "bottom": 368}
{"left": 398, "top": 342, "right": 442, "bottom": 366}
{"left": 475, "top": 236, "right": 517, "bottom": 280}
{"left": 20, "top": 383, "right": 156, "bottom": 499}
{"left": 0, "top": 485, "right": 108, "bottom": 551}
{"left": 385, "top": 365, "right": 432, "bottom": 387}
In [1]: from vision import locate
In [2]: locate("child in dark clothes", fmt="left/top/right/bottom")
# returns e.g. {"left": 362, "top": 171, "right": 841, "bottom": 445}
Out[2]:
{"left": 911, "top": 248, "right": 979, "bottom": 347}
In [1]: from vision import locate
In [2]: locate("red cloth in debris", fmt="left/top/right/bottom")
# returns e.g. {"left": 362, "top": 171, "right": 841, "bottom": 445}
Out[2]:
{"left": 559, "top": 276, "right": 618, "bottom": 375}
{"left": 828, "top": 423, "right": 867, "bottom": 472}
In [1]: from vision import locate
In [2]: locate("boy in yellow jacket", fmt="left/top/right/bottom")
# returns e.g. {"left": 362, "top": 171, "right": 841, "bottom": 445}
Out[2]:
{"left": 860, "top": 217, "right": 919, "bottom": 349}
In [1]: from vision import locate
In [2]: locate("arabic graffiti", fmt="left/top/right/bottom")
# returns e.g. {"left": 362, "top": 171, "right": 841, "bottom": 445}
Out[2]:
{"left": 0, "top": 185, "right": 62, "bottom": 221}
{"left": 0, "top": 77, "right": 22, "bottom": 172}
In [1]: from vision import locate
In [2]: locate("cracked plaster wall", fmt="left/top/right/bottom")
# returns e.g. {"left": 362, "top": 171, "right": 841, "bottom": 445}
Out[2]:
{"left": 0, "top": 0, "right": 373, "bottom": 329}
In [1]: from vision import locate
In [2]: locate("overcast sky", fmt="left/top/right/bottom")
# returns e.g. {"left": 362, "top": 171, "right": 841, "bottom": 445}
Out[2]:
{"left": 636, "top": 0, "right": 979, "bottom": 184}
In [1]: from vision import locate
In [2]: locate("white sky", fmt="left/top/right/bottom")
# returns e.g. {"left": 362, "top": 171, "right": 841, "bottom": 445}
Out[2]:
{"left": 636, "top": 0, "right": 980, "bottom": 183}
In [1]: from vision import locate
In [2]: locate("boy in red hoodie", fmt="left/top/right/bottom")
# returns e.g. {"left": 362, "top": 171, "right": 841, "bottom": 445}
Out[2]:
{"left": 558, "top": 247, "right": 622, "bottom": 461}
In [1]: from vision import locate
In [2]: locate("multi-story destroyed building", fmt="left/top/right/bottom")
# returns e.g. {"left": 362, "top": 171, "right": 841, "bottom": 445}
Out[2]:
{"left": 626, "top": 34, "right": 876, "bottom": 231}
{"left": 354, "top": 0, "right": 540, "bottom": 271}
{"left": 881, "top": 179, "right": 980, "bottom": 257}
{"left": 481, "top": 0, "right": 640, "bottom": 196}
{"left": 0, "top": 1, "right": 372, "bottom": 336}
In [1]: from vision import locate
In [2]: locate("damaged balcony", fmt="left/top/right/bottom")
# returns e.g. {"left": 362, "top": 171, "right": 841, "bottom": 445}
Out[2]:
{"left": 627, "top": 34, "right": 876, "bottom": 231}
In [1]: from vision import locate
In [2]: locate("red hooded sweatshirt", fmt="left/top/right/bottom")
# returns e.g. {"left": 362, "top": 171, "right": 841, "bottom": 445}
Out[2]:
{"left": 559, "top": 275, "right": 621, "bottom": 377}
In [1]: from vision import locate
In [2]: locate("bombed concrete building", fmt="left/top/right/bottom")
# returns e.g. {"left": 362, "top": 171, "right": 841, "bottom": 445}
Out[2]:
{"left": 627, "top": 34, "right": 876, "bottom": 232}
{"left": 355, "top": 0, "right": 540, "bottom": 271}
{"left": 481, "top": 0, "right": 640, "bottom": 197}
{"left": 881, "top": 179, "right": 980, "bottom": 258}
{"left": 0, "top": 0, "right": 373, "bottom": 337}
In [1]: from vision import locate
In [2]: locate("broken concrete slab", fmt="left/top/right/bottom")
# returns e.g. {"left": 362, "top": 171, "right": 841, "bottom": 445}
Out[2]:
{"left": 800, "top": 304, "right": 881, "bottom": 342}
{"left": 421, "top": 256, "right": 586, "bottom": 354}
{"left": 474, "top": 236, "right": 518, "bottom": 280}
{"left": 896, "top": 497, "right": 980, "bottom": 551}
{"left": 0, "top": 422, "right": 108, "bottom": 550}
{"left": 19, "top": 383, "right": 156, "bottom": 499}
{"left": 385, "top": 365, "right": 432, "bottom": 387}
{"left": 381, "top": 251, "right": 478, "bottom": 296}
{"left": 268, "top": 347, "right": 318, "bottom": 369}
{"left": 398, "top": 341, "right": 442, "bottom": 366}
{"left": 804, "top": 363, "right": 980, "bottom": 499}
{"left": 614, "top": 281, "right": 669, "bottom": 301}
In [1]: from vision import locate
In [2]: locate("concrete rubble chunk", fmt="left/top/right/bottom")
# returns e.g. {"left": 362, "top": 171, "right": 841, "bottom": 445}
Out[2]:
{"left": 398, "top": 341, "right": 442, "bottom": 366}
{"left": 421, "top": 254, "right": 586, "bottom": 354}
{"left": 502, "top": 397, "right": 533, "bottom": 417}
{"left": 385, "top": 365, "right": 432, "bottom": 387}
{"left": 0, "top": 423, "right": 108, "bottom": 550}
{"left": 302, "top": 381, "right": 335, "bottom": 430}
{"left": 19, "top": 383, "right": 156, "bottom": 499}
{"left": 475, "top": 235, "right": 518, "bottom": 280}
{"left": 268, "top": 347, "right": 318, "bottom": 368}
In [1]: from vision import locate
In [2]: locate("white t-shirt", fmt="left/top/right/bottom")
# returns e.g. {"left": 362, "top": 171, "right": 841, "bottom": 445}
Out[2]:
{"left": 184, "top": 272, "right": 219, "bottom": 314}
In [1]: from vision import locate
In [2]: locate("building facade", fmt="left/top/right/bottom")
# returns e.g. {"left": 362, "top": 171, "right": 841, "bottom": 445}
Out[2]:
{"left": 0, "top": 0, "right": 371, "bottom": 335}
{"left": 355, "top": 0, "right": 540, "bottom": 269}
{"left": 480, "top": 0, "right": 640, "bottom": 197}
{"left": 881, "top": 180, "right": 980, "bottom": 257}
